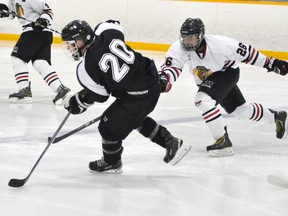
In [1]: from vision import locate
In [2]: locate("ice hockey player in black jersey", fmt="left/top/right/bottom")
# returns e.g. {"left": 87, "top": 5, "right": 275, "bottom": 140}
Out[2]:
{"left": 0, "top": 0, "right": 70, "bottom": 105}
{"left": 61, "top": 20, "right": 191, "bottom": 173}
{"left": 159, "top": 18, "right": 288, "bottom": 157}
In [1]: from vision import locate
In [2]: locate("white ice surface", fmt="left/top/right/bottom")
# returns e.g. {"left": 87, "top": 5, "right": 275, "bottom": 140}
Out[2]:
{"left": 0, "top": 41, "right": 288, "bottom": 216}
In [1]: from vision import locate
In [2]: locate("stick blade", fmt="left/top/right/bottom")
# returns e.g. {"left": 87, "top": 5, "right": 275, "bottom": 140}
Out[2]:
{"left": 267, "top": 175, "right": 288, "bottom": 189}
{"left": 8, "top": 178, "right": 26, "bottom": 188}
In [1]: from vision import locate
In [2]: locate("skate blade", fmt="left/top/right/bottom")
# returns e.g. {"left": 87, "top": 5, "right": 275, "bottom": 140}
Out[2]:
{"left": 170, "top": 143, "right": 192, "bottom": 165}
{"left": 208, "top": 147, "right": 234, "bottom": 157}
{"left": 89, "top": 168, "right": 123, "bottom": 174}
{"left": 9, "top": 97, "right": 33, "bottom": 103}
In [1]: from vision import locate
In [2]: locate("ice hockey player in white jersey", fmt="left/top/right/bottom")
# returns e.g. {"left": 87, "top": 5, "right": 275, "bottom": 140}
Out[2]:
{"left": 159, "top": 18, "right": 288, "bottom": 157}
{"left": 0, "top": 0, "right": 71, "bottom": 105}
{"left": 61, "top": 20, "right": 191, "bottom": 173}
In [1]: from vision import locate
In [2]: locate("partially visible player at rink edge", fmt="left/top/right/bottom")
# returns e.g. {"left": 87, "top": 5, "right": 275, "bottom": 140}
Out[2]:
{"left": 159, "top": 18, "right": 288, "bottom": 157}
{"left": 0, "top": 0, "right": 71, "bottom": 105}
{"left": 60, "top": 20, "right": 191, "bottom": 173}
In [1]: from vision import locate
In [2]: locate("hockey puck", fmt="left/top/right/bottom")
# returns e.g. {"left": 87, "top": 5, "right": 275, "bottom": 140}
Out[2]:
{"left": 267, "top": 175, "right": 288, "bottom": 189}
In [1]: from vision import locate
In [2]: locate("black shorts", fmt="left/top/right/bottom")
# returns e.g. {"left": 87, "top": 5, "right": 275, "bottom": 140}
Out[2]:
{"left": 99, "top": 83, "right": 161, "bottom": 140}
{"left": 11, "top": 31, "right": 53, "bottom": 64}
{"left": 198, "top": 67, "right": 246, "bottom": 114}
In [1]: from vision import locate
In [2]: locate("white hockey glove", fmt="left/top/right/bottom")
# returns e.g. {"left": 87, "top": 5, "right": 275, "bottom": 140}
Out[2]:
{"left": 265, "top": 57, "right": 288, "bottom": 76}
{"left": 64, "top": 89, "right": 94, "bottom": 114}
{"left": 159, "top": 72, "right": 172, "bottom": 93}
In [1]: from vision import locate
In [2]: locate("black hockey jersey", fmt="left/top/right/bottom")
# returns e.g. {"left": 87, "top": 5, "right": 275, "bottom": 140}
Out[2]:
{"left": 76, "top": 21, "right": 157, "bottom": 102}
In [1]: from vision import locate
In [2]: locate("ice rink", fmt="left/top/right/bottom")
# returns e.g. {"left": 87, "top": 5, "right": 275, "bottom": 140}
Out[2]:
{"left": 0, "top": 41, "right": 288, "bottom": 216}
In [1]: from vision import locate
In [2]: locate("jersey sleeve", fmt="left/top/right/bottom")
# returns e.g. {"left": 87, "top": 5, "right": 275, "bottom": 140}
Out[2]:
{"left": 223, "top": 36, "right": 268, "bottom": 68}
{"left": 28, "top": 0, "right": 53, "bottom": 22}
{"left": 159, "top": 41, "right": 186, "bottom": 83}
{"left": 40, "top": 2, "right": 53, "bottom": 22}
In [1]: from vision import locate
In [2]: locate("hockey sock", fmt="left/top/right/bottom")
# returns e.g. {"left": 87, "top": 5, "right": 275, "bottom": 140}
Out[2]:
{"left": 102, "top": 138, "right": 123, "bottom": 164}
{"left": 11, "top": 56, "right": 29, "bottom": 90}
{"left": 32, "top": 59, "right": 61, "bottom": 92}
{"left": 233, "top": 102, "right": 274, "bottom": 124}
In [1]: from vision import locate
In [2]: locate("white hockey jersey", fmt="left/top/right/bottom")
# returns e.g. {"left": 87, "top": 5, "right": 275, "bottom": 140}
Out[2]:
{"left": 160, "top": 35, "right": 269, "bottom": 85}
{"left": 7, "top": 0, "right": 53, "bottom": 32}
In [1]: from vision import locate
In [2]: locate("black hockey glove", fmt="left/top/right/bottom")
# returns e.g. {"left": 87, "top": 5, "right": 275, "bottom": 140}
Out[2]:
{"left": 64, "top": 89, "right": 94, "bottom": 115}
{"left": 159, "top": 72, "right": 172, "bottom": 93}
{"left": 0, "top": 3, "right": 9, "bottom": 18}
{"left": 265, "top": 57, "right": 288, "bottom": 76}
{"left": 32, "top": 18, "right": 49, "bottom": 32}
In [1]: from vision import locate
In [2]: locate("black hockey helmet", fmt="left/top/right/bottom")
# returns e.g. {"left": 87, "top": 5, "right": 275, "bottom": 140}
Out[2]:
{"left": 61, "top": 20, "right": 95, "bottom": 45}
{"left": 61, "top": 20, "right": 95, "bottom": 60}
{"left": 179, "top": 18, "right": 205, "bottom": 51}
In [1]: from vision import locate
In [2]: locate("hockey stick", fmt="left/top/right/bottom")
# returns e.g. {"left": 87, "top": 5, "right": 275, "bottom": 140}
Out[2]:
{"left": 3, "top": 10, "right": 62, "bottom": 35}
{"left": 267, "top": 175, "right": 288, "bottom": 189}
{"left": 48, "top": 116, "right": 101, "bottom": 144}
{"left": 8, "top": 112, "right": 71, "bottom": 188}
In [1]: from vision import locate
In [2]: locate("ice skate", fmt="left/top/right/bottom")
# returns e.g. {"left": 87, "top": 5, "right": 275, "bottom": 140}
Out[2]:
{"left": 8, "top": 82, "right": 32, "bottom": 103}
{"left": 89, "top": 158, "right": 123, "bottom": 174}
{"left": 164, "top": 136, "right": 191, "bottom": 165}
{"left": 53, "top": 84, "right": 71, "bottom": 105}
{"left": 274, "top": 111, "right": 288, "bottom": 139}
{"left": 207, "top": 127, "right": 234, "bottom": 157}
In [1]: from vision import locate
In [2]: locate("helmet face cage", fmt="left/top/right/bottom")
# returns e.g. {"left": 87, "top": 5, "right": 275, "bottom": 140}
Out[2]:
{"left": 61, "top": 20, "right": 94, "bottom": 61}
{"left": 62, "top": 40, "right": 80, "bottom": 61}
{"left": 179, "top": 18, "right": 205, "bottom": 51}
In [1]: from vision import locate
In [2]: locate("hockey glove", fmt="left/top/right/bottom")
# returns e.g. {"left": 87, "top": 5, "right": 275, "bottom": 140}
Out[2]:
{"left": 159, "top": 72, "right": 172, "bottom": 93}
{"left": 0, "top": 3, "right": 9, "bottom": 18}
{"left": 32, "top": 18, "right": 49, "bottom": 32}
{"left": 64, "top": 89, "right": 94, "bottom": 115}
{"left": 265, "top": 57, "right": 288, "bottom": 76}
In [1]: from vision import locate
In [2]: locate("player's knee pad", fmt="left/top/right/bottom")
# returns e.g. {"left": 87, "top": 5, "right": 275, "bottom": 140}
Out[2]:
{"left": 233, "top": 103, "right": 253, "bottom": 119}
{"left": 138, "top": 117, "right": 158, "bottom": 139}
{"left": 10, "top": 56, "right": 28, "bottom": 72}
{"left": 194, "top": 91, "right": 216, "bottom": 112}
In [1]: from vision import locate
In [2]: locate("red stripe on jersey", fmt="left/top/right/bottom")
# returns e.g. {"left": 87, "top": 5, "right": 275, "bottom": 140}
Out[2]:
{"left": 222, "top": 60, "right": 236, "bottom": 69}
{"left": 246, "top": 48, "right": 256, "bottom": 64}
{"left": 44, "top": 10, "right": 53, "bottom": 16}
{"left": 264, "top": 57, "right": 270, "bottom": 68}
{"left": 223, "top": 60, "right": 231, "bottom": 68}
{"left": 161, "top": 66, "right": 181, "bottom": 77}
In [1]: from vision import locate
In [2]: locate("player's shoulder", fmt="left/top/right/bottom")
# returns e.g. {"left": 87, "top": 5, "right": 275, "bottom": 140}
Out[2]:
{"left": 168, "top": 40, "right": 186, "bottom": 55}
{"left": 205, "top": 34, "right": 238, "bottom": 45}
{"left": 94, "top": 20, "right": 123, "bottom": 36}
